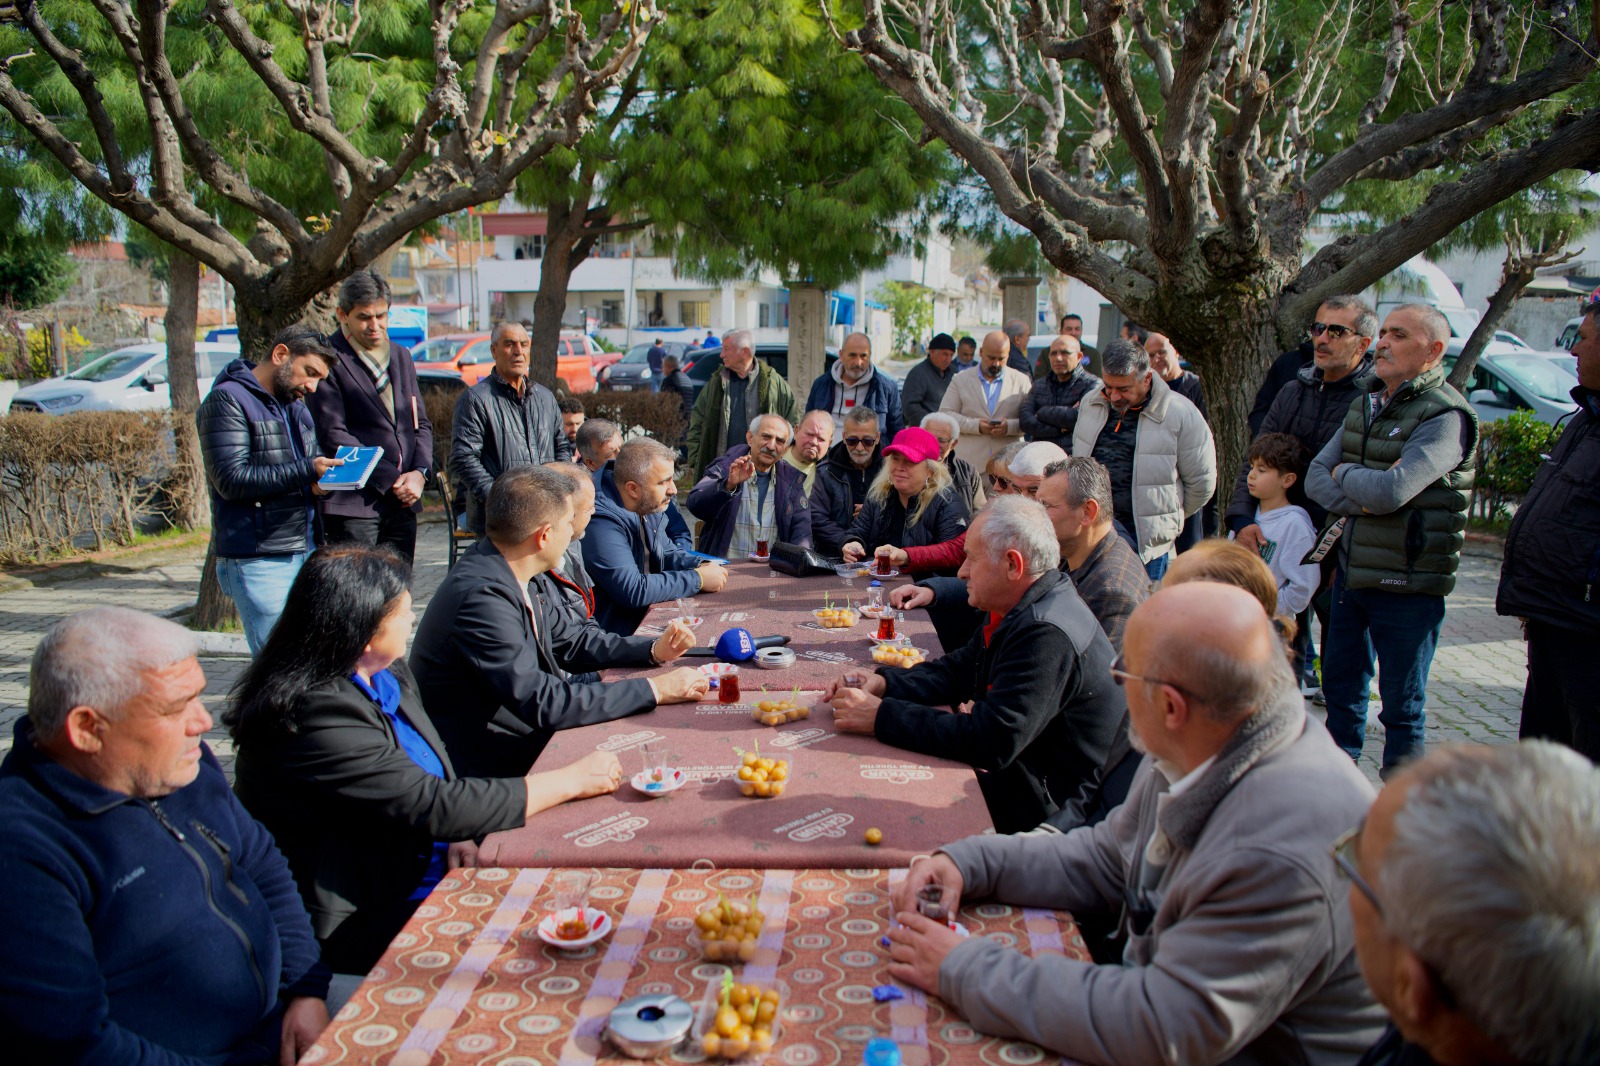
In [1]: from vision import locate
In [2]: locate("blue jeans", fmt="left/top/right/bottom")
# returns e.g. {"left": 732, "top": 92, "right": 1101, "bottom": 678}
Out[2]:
{"left": 216, "top": 553, "right": 307, "bottom": 655}
{"left": 1321, "top": 568, "right": 1445, "bottom": 773}
{"left": 1144, "top": 552, "right": 1169, "bottom": 581}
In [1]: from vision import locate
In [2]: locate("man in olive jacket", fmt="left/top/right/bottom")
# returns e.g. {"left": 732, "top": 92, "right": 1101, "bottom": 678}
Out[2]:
{"left": 1496, "top": 296, "right": 1600, "bottom": 761}
{"left": 886, "top": 583, "right": 1382, "bottom": 1066}
{"left": 685, "top": 329, "right": 800, "bottom": 477}
{"left": 1307, "top": 305, "right": 1477, "bottom": 776}
{"left": 825, "top": 498, "right": 1125, "bottom": 833}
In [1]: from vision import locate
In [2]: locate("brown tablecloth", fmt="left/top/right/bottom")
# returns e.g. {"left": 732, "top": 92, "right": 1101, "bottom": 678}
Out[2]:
{"left": 477, "top": 563, "right": 990, "bottom": 869}
{"left": 301, "top": 866, "right": 1090, "bottom": 1066}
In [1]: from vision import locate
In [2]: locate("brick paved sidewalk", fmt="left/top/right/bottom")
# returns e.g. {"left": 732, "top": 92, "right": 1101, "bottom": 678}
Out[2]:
{"left": 0, "top": 523, "right": 1524, "bottom": 785}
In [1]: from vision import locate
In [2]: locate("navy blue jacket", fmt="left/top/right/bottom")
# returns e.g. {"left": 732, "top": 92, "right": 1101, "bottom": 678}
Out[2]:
{"left": 686, "top": 445, "right": 813, "bottom": 557}
{"left": 0, "top": 722, "right": 327, "bottom": 1064}
{"left": 197, "top": 359, "right": 322, "bottom": 558}
{"left": 583, "top": 462, "right": 704, "bottom": 635}
{"left": 805, "top": 368, "right": 905, "bottom": 441}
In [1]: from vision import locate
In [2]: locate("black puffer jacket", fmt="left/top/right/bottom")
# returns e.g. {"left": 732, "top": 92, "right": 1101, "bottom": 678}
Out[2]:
{"left": 197, "top": 359, "right": 322, "bottom": 557}
{"left": 809, "top": 441, "right": 882, "bottom": 557}
{"left": 449, "top": 371, "right": 573, "bottom": 533}
{"left": 844, "top": 477, "right": 970, "bottom": 552}
{"left": 1227, "top": 354, "right": 1374, "bottom": 531}
{"left": 1020, "top": 367, "right": 1101, "bottom": 443}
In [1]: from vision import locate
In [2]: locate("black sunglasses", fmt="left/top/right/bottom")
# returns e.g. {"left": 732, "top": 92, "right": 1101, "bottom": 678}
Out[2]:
{"left": 988, "top": 473, "right": 1012, "bottom": 490}
{"left": 1310, "top": 322, "right": 1357, "bottom": 339}
{"left": 843, "top": 437, "right": 878, "bottom": 448}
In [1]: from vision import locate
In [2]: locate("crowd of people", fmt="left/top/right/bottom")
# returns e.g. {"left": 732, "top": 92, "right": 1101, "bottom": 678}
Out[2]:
{"left": 1, "top": 270, "right": 1596, "bottom": 1066}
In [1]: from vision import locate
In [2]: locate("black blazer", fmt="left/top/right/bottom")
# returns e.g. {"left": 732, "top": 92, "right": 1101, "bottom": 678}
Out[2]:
{"left": 230, "top": 660, "right": 525, "bottom": 972}
{"left": 306, "top": 331, "right": 433, "bottom": 520}
{"left": 409, "top": 537, "right": 660, "bottom": 778}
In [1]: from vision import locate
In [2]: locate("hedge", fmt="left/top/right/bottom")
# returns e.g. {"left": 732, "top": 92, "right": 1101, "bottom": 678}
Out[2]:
{"left": 1472, "top": 409, "right": 1565, "bottom": 522}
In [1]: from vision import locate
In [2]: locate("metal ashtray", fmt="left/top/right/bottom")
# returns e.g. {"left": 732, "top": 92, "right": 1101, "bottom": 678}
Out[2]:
{"left": 606, "top": 992, "right": 694, "bottom": 1058}
{"left": 754, "top": 646, "right": 797, "bottom": 670}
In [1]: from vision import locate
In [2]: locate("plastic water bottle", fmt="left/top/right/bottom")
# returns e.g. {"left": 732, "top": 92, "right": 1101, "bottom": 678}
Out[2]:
{"left": 866, "top": 580, "right": 885, "bottom": 612}
{"left": 862, "top": 1038, "right": 901, "bottom": 1066}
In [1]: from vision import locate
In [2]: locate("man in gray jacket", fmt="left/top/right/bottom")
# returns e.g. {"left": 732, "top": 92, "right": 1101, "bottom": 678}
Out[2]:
{"left": 449, "top": 321, "right": 573, "bottom": 533}
{"left": 887, "top": 581, "right": 1382, "bottom": 1066}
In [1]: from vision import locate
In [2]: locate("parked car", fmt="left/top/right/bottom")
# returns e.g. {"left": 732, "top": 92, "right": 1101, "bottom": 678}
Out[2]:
{"left": 679, "top": 344, "right": 840, "bottom": 399}
{"left": 565, "top": 331, "right": 622, "bottom": 374}
{"left": 1556, "top": 317, "right": 1584, "bottom": 352}
{"left": 1443, "top": 350, "right": 1580, "bottom": 426}
{"left": 411, "top": 333, "right": 596, "bottom": 393}
{"left": 600, "top": 340, "right": 697, "bottom": 390}
{"left": 8, "top": 341, "right": 242, "bottom": 415}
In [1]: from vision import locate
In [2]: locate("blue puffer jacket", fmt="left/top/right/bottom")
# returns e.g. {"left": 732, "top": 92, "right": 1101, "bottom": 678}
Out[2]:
{"left": 584, "top": 462, "right": 704, "bottom": 635}
{"left": 197, "top": 359, "right": 322, "bottom": 558}
{"left": 0, "top": 721, "right": 328, "bottom": 1064}
{"left": 686, "top": 444, "right": 813, "bottom": 557}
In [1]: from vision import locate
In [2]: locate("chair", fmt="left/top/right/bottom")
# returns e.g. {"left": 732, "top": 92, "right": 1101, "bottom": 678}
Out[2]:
{"left": 434, "top": 470, "right": 478, "bottom": 568}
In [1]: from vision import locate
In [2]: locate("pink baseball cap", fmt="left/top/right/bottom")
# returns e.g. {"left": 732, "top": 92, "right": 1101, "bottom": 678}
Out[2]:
{"left": 881, "top": 426, "right": 943, "bottom": 464}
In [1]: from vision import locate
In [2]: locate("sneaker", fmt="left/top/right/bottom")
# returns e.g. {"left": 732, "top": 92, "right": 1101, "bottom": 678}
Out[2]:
{"left": 1300, "top": 682, "right": 1321, "bottom": 698}
{"left": 1312, "top": 688, "right": 1326, "bottom": 706}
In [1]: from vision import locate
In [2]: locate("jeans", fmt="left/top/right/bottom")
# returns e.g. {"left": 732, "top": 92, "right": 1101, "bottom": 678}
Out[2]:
{"left": 325, "top": 508, "right": 418, "bottom": 564}
{"left": 1519, "top": 621, "right": 1600, "bottom": 763}
{"left": 1144, "top": 552, "right": 1170, "bottom": 581}
{"left": 1321, "top": 568, "right": 1446, "bottom": 774}
{"left": 215, "top": 553, "right": 307, "bottom": 655}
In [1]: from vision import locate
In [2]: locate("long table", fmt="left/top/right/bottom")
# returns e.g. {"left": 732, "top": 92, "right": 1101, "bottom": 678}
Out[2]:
{"left": 300, "top": 866, "right": 1089, "bottom": 1066}
{"left": 478, "top": 563, "right": 994, "bottom": 869}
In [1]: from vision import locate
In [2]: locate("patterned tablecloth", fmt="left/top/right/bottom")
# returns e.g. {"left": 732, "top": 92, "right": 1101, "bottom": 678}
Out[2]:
{"left": 303, "top": 866, "right": 1089, "bottom": 1066}
{"left": 477, "top": 564, "right": 992, "bottom": 870}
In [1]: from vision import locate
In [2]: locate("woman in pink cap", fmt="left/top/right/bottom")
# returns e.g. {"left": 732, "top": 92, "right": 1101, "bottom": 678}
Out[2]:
{"left": 840, "top": 426, "right": 971, "bottom": 566}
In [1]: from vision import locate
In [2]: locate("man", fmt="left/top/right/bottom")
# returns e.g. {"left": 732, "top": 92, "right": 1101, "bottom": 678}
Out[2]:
{"left": 1229, "top": 296, "right": 1377, "bottom": 542}
{"left": 659, "top": 354, "right": 695, "bottom": 427}
{"left": 1073, "top": 338, "right": 1216, "bottom": 580}
{"left": 1020, "top": 334, "right": 1100, "bottom": 444}
{"left": 1145, "top": 332, "right": 1213, "bottom": 548}
{"left": 576, "top": 418, "right": 694, "bottom": 551}
{"left": 939, "top": 330, "right": 1032, "bottom": 471}
{"left": 810, "top": 406, "right": 883, "bottom": 557}
{"left": 1307, "top": 304, "right": 1478, "bottom": 776}
{"left": 825, "top": 497, "right": 1126, "bottom": 834}
{"left": 645, "top": 338, "right": 667, "bottom": 388}
{"left": 686, "top": 328, "right": 800, "bottom": 478}
{"left": 1002, "top": 317, "right": 1033, "bottom": 377}
{"left": 902, "top": 332, "right": 960, "bottom": 427}
{"left": 887, "top": 582, "right": 1382, "bottom": 1066}
{"left": 450, "top": 320, "right": 574, "bottom": 534}
{"left": 0, "top": 608, "right": 330, "bottom": 1063}
{"left": 1038, "top": 457, "right": 1148, "bottom": 650}
{"left": 1344, "top": 743, "right": 1600, "bottom": 1066}
{"left": 586, "top": 438, "right": 730, "bottom": 634}
{"left": 307, "top": 269, "right": 433, "bottom": 562}
{"left": 783, "top": 409, "right": 835, "bottom": 498}
{"left": 559, "top": 396, "right": 586, "bottom": 446}
{"left": 1496, "top": 294, "right": 1599, "bottom": 762}
{"left": 1059, "top": 312, "right": 1098, "bottom": 372}
{"left": 539, "top": 462, "right": 610, "bottom": 683}
{"left": 922, "top": 412, "right": 982, "bottom": 514}
{"left": 198, "top": 325, "right": 341, "bottom": 655}
{"left": 411, "top": 466, "right": 708, "bottom": 776}
{"left": 805, "top": 331, "right": 903, "bottom": 443}
{"left": 688, "top": 414, "right": 811, "bottom": 557}
{"left": 955, "top": 335, "right": 978, "bottom": 371}
{"left": 1249, "top": 340, "right": 1317, "bottom": 436}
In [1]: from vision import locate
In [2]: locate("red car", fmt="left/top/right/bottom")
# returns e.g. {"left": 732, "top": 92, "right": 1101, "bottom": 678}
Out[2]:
{"left": 413, "top": 333, "right": 597, "bottom": 393}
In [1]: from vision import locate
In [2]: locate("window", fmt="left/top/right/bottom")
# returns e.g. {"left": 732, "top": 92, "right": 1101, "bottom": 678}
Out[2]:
{"left": 516, "top": 235, "right": 545, "bottom": 259}
{"left": 600, "top": 300, "right": 623, "bottom": 326}
{"left": 679, "top": 300, "right": 710, "bottom": 328}
{"left": 390, "top": 254, "right": 411, "bottom": 279}
{"left": 758, "top": 303, "right": 770, "bottom": 328}
{"left": 595, "top": 233, "right": 621, "bottom": 259}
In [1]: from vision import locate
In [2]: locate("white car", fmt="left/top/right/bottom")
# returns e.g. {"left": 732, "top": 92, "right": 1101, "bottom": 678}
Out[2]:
{"left": 1446, "top": 350, "right": 1580, "bottom": 426}
{"left": 8, "top": 342, "right": 242, "bottom": 415}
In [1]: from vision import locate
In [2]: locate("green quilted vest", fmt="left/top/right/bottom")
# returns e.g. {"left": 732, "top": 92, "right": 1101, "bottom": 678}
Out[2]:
{"left": 1337, "top": 365, "right": 1478, "bottom": 596}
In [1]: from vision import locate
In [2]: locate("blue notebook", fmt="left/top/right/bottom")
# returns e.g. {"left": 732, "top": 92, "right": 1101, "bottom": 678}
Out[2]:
{"left": 317, "top": 446, "right": 383, "bottom": 491}
{"left": 680, "top": 549, "right": 729, "bottom": 565}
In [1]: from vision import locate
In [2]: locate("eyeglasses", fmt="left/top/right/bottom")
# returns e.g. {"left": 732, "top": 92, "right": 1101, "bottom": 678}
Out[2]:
{"left": 843, "top": 437, "right": 878, "bottom": 448}
{"left": 1331, "top": 826, "right": 1383, "bottom": 915}
{"left": 1108, "top": 654, "right": 1207, "bottom": 703}
{"left": 987, "top": 473, "right": 1012, "bottom": 491}
{"left": 1310, "top": 322, "right": 1357, "bottom": 339}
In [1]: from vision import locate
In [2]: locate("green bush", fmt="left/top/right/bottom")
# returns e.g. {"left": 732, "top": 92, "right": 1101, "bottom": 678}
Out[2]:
{"left": 1472, "top": 409, "right": 1563, "bottom": 522}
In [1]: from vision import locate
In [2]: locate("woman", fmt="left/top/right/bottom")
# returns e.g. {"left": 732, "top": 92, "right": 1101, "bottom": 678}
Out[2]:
{"left": 227, "top": 544, "right": 622, "bottom": 973}
{"left": 840, "top": 427, "right": 970, "bottom": 564}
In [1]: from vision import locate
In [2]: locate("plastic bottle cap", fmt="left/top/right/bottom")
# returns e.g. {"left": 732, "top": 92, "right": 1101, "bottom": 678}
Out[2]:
{"left": 869, "top": 580, "right": 882, "bottom": 587}
{"left": 862, "top": 1037, "right": 901, "bottom": 1066}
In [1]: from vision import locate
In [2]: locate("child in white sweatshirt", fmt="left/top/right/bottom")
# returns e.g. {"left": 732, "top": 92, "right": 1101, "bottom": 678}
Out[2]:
{"left": 1244, "top": 432, "right": 1320, "bottom": 617}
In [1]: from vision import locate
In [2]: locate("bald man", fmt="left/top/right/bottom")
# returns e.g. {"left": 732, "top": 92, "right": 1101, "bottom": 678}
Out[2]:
{"left": 804, "top": 331, "right": 904, "bottom": 443}
{"left": 889, "top": 582, "right": 1381, "bottom": 1066}
{"left": 938, "top": 330, "right": 1032, "bottom": 470}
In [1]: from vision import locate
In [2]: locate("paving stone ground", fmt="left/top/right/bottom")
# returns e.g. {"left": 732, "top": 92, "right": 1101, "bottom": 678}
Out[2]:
{"left": 0, "top": 522, "right": 1523, "bottom": 786}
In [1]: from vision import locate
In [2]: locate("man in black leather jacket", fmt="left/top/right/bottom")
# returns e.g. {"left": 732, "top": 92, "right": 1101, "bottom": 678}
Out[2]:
{"left": 198, "top": 325, "right": 341, "bottom": 654}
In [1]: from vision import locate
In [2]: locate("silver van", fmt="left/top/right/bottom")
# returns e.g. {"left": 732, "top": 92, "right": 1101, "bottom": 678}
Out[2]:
{"left": 8, "top": 341, "right": 243, "bottom": 415}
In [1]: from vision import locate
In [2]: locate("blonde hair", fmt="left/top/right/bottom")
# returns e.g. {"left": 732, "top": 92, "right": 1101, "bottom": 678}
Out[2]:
{"left": 867, "top": 456, "right": 952, "bottom": 529}
{"left": 1163, "top": 539, "right": 1298, "bottom": 645}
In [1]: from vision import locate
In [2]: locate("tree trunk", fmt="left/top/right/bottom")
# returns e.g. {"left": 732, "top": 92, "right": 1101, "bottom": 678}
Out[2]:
{"left": 231, "top": 286, "right": 326, "bottom": 363}
{"left": 528, "top": 193, "right": 593, "bottom": 393}
{"left": 164, "top": 248, "right": 208, "bottom": 530}
{"left": 191, "top": 536, "right": 238, "bottom": 631}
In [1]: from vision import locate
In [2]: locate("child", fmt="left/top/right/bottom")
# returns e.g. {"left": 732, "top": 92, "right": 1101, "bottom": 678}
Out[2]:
{"left": 1243, "top": 432, "right": 1319, "bottom": 617}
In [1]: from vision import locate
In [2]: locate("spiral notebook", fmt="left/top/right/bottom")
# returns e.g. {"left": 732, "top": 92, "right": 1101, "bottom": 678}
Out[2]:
{"left": 317, "top": 446, "right": 383, "bottom": 491}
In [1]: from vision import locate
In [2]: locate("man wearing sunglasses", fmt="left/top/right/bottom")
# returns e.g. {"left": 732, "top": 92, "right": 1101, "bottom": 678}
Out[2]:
{"left": 809, "top": 406, "right": 884, "bottom": 556}
{"left": 1340, "top": 742, "right": 1599, "bottom": 1065}
{"left": 886, "top": 581, "right": 1382, "bottom": 1065}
